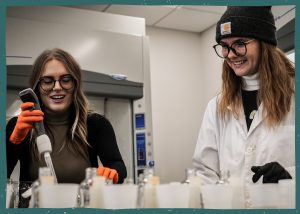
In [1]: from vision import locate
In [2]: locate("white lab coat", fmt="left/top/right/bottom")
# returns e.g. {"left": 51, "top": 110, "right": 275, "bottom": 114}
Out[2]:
{"left": 193, "top": 95, "right": 295, "bottom": 206}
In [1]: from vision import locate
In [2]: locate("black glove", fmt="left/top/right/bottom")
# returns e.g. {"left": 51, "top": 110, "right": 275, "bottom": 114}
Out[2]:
{"left": 251, "top": 162, "right": 292, "bottom": 183}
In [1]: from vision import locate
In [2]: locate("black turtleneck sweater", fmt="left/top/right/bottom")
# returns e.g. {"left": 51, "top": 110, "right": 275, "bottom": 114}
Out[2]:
{"left": 6, "top": 112, "right": 127, "bottom": 184}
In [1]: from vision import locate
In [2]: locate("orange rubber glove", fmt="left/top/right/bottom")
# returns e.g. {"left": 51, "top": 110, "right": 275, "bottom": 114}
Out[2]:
{"left": 97, "top": 167, "right": 119, "bottom": 184}
{"left": 9, "top": 102, "right": 44, "bottom": 144}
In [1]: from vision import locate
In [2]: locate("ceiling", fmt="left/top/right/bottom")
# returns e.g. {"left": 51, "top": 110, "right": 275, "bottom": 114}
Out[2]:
{"left": 66, "top": 5, "right": 296, "bottom": 33}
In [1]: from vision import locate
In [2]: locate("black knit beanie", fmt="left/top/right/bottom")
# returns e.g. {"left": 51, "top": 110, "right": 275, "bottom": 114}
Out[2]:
{"left": 216, "top": 6, "right": 277, "bottom": 46}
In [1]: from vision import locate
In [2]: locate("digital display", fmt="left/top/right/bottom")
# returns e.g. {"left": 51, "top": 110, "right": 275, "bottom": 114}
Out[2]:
{"left": 135, "top": 113, "right": 145, "bottom": 129}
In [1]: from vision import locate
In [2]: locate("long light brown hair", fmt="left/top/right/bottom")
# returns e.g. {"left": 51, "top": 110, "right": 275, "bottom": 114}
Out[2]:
{"left": 218, "top": 42, "right": 294, "bottom": 127}
{"left": 29, "top": 48, "right": 89, "bottom": 159}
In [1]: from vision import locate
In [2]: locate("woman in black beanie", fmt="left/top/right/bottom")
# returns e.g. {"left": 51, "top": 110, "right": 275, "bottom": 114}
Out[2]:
{"left": 193, "top": 6, "right": 294, "bottom": 207}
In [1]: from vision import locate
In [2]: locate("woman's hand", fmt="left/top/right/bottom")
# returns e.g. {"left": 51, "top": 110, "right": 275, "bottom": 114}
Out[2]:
{"left": 9, "top": 102, "right": 44, "bottom": 144}
{"left": 251, "top": 162, "right": 292, "bottom": 183}
{"left": 97, "top": 167, "right": 119, "bottom": 184}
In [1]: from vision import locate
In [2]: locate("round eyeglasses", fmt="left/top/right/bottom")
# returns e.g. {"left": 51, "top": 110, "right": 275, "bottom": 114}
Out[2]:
{"left": 39, "top": 74, "right": 74, "bottom": 92}
{"left": 213, "top": 39, "right": 255, "bottom": 58}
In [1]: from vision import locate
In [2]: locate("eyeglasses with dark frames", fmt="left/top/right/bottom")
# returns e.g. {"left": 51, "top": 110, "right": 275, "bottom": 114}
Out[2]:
{"left": 39, "top": 74, "right": 74, "bottom": 92}
{"left": 213, "top": 39, "right": 255, "bottom": 58}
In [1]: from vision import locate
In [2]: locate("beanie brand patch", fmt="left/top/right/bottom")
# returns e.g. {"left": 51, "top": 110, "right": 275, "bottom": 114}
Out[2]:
{"left": 221, "top": 22, "right": 231, "bottom": 35}
{"left": 216, "top": 7, "right": 277, "bottom": 46}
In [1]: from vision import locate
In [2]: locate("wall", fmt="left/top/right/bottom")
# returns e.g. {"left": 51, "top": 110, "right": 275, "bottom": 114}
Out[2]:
{"left": 198, "top": 26, "right": 223, "bottom": 103}
{"left": 146, "top": 26, "right": 223, "bottom": 183}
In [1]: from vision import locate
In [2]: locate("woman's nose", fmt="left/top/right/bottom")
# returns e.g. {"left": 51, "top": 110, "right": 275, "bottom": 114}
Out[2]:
{"left": 53, "top": 80, "right": 62, "bottom": 91}
{"left": 227, "top": 48, "right": 238, "bottom": 59}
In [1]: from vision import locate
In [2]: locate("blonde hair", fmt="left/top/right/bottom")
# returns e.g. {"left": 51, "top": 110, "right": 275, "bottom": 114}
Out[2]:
{"left": 218, "top": 42, "right": 294, "bottom": 127}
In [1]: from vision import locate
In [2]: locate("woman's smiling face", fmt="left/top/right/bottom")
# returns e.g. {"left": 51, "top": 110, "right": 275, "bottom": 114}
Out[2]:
{"left": 38, "top": 59, "right": 74, "bottom": 115}
{"left": 222, "top": 37, "right": 260, "bottom": 76}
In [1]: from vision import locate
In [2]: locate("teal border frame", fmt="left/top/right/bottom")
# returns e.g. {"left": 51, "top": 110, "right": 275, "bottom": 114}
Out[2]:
{"left": 0, "top": 0, "right": 298, "bottom": 213}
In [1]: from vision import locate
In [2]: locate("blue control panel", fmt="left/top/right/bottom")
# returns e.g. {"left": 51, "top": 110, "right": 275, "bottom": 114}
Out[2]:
{"left": 136, "top": 133, "right": 146, "bottom": 166}
{"left": 135, "top": 113, "right": 145, "bottom": 129}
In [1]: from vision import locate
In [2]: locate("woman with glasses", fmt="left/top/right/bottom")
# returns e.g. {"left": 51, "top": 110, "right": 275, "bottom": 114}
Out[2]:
{"left": 6, "top": 48, "right": 127, "bottom": 187}
{"left": 193, "top": 6, "right": 294, "bottom": 193}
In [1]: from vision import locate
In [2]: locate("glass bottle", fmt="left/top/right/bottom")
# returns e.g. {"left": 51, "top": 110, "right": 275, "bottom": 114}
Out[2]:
{"left": 78, "top": 167, "right": 97, "bottom": 207}
{"left": 136, "top": 172, "right": 146, "bottom": 208}
{"left": 31, "top": 167, "right": 55, "bottom": 208}
{"left": 183, "top": 168, "right": 196, "bottom": 184}
{"left": 137, "top": 168, "right": 155, "bottom": 208}
{"left": 216, "top": 170, "right": 230, "bottom": 185}
{"left": 188, "top": 169, "right": 204, "bottom": 208}
{"left": 79, "top": 167, "right": 98, "bottom": 207}
{"left": 6, "top": 179, "right": 19, "bottom": 208}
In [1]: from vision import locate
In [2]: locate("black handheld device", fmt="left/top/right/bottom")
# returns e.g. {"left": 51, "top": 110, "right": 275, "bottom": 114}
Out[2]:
{"left": 19, "top": 88, "right": 46, "bottom": 137}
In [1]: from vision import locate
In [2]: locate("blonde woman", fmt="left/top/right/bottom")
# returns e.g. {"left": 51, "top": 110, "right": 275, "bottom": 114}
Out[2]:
{"left": 7, "top": 48, "right": 127, "bottom": 187}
